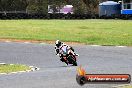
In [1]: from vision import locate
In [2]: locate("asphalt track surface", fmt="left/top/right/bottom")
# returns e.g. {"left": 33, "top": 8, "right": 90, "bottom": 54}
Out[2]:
{"left": 0, "top": 42, "right": 132, "bottom": 88}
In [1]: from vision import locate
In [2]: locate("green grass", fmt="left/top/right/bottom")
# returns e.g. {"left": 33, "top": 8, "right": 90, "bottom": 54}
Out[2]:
{"left": 0, "top": 19, "right": 132, "bottom": 46}
{"left": 122, "top": 86, "right": 132, "bottom": 88}
{"left": 118, "top": 85, "right": 132, "bottom": 88}
{"left": 123, "top": 86, "right": 132, "bottom": 88}
{"left": 0, "top": 64, "right": 30, "bottom": 73}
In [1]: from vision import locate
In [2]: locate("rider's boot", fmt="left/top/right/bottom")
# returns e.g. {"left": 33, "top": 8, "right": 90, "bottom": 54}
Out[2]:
{"left": 75, "top": 53, "right": 79, "bottom": 56}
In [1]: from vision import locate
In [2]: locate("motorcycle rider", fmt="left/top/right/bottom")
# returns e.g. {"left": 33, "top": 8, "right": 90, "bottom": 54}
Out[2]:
{"left": 55, "top": 40, "right": 78, "bottom": 65}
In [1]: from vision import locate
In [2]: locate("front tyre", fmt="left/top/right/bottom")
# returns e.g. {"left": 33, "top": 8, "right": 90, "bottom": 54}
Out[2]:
{"left": 68, "top": 55, "right": 78, "bottom": 66}
{"left": 73, "top": 61, "right": 77, "bottom": 66}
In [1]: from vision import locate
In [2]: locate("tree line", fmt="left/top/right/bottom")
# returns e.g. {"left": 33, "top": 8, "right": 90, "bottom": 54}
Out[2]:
{"left": 0, "top": 0, "right": 118, "bottom": 15}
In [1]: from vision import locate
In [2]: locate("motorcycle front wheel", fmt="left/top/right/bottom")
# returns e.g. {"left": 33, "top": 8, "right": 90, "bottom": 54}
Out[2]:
{"left": 67, "top": 55, "right": 77, "bottom": 66}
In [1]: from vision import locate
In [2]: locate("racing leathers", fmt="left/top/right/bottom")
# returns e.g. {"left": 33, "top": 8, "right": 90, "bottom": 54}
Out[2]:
{"left": 55, "top": 43, "right": 76, "bottom": 65}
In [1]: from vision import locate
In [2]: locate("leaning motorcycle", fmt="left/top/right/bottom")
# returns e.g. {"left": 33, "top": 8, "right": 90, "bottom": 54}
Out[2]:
{"left": 60, "top": 51, "right": 78, "bottom": 66}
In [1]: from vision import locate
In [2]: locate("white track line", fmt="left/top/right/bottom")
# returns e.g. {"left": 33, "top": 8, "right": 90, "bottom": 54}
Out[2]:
{"left": 40, "top": 43, "right": 46, "bottom": 45}
{"left": 116, "top": 46, "right": 127, "bottom": 48}
{"left": 0, "top": 73, "right": 7, "bottom": 75}
{"left": 5, "top": 41, "right": 11, "bottom": 43}
{"left": 90, "top": 45, "right": 101, "bottom": 47}
{"left": 24, "top": 42, "right": 30, "bottom": 44}
{"left": 0, "top": 63, "right": 6, "bottom": 65}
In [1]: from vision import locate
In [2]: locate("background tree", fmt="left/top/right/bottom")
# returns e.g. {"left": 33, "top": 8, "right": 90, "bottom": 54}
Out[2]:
{"left": 0, "top": 0, "right": 2, "bottom": 11}
{"left": 0, "top": 0, "right": 28, "bottom": 11}
{"left": 0, "top": 0, "right": 120, "bottom": 14}
{"left": 82, "top": 0, "right": 99, "bottom": 14}
{"left": 66, "top": 0, "right": 86, "bottom": 15}
{"left": 26, "top": 0, "right": 48, "bottom": 14}
{"left": 11, "top": 0, "right": 28, "bottom": 11}
{"left": 0, "top": 0, "right": 9, "bottom": 11}
{"left": 48, "top": 0, "right": 66, "bottom": 13}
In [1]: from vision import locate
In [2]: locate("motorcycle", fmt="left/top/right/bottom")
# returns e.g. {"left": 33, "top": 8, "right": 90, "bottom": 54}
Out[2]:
{"left": 59, "top": 50, "right": 78, "bottom": 66}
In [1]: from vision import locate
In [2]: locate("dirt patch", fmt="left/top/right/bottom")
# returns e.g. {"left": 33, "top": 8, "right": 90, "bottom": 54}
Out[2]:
{"left": 0, "top": 38, "right": 85, "bottom": 45}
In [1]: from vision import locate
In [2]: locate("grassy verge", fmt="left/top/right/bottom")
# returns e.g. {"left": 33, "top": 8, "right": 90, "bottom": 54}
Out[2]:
{"left": 118, "top": 85, "right": 132, "bottom": 88}
{"left": 122, "top": 86, "right": 132, "bottom": 88}
{"left": 0, "top": 20, "right": 132, "bottom": 46}
{"left": 0, "top": 64, "right": 30, "bottom": 73}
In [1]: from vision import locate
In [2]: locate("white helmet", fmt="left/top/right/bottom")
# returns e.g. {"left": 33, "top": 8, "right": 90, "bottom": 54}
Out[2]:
{"left": 55, "top": 40, "right": 62, "bottom": 47}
